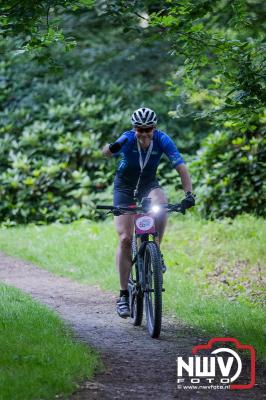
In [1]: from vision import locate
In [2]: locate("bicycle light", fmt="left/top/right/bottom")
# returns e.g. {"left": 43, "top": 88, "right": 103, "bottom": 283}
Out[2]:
{"left": 151, "top": 205, "right": 160, "bottom": 213}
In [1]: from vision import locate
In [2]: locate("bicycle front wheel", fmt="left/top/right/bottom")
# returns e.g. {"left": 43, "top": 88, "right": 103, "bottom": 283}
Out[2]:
{"left": 144, "top": 241, "right": 163, "bottom": 338}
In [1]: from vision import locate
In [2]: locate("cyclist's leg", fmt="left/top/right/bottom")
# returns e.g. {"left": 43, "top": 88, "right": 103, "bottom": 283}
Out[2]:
{"left": 148, "top": 187, "right": 168, "bottom": 244}
{"left": 114, "top": 214, "right": 134, "bottom": 290}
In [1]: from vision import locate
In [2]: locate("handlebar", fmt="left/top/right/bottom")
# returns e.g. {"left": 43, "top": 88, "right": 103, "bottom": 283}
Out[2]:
{"left": 96, "top": 203, "right": 184, "bottom": 215}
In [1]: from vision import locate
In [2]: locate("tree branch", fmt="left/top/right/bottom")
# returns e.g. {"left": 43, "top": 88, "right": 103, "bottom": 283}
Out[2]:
{"left": 134, "top": 11, "right": 149, "bottom": 22}
{"left": 46, "top": 4, "right": 50, "bottom": 30}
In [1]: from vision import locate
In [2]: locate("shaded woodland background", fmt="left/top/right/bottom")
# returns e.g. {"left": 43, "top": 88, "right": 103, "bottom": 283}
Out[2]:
{"left": 0, "top": 0, "right": 265, "bottom": 223}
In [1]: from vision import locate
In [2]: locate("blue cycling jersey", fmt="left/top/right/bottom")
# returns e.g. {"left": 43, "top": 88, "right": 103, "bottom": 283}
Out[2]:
{"left": 113, "top": 129, "right": 185, "bottom": 187}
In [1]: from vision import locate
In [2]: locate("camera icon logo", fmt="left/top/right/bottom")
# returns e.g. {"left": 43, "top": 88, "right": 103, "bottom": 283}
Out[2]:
{"left": 177, "top": 337, "right": 256, "bottom": 390}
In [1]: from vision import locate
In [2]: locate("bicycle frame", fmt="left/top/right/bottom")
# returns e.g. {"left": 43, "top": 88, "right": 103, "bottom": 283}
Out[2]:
{"left": 133, "top": 212, "right": 160, "bottom": 292}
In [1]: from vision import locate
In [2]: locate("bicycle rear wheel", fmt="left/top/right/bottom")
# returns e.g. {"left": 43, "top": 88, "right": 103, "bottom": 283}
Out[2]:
{"left": 144, "top": 241, "right": 163, "bottom": 338}
{"left": 128, "top": 236, "right": 143, "bottom": 326}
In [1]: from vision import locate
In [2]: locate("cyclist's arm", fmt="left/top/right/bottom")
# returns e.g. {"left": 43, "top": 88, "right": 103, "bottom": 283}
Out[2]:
{"left": 176, "top": 163, "right": 193, "bottom": 192}
{"left": 159, "top": 132, "right": 193, "bottom": 193}
{"left": 102, "top": 133, "right": 128, "bottom": 158}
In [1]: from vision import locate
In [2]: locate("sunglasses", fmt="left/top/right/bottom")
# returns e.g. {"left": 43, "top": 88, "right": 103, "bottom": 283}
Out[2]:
{"left": 135, "top": 127, "right": 154, "bottom": 133}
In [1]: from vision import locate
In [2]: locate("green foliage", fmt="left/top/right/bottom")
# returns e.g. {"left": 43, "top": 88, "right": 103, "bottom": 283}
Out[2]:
{"left": 1, "top": 4, "right": 200, "bottom": 224}
{"left": 105, "top": 0, "right": 265, "bottom": 128}
{"left": 1, "top": 1, "right": 265, "bottom": 221}
{"left": 0, "top": 1, "right": 93, "bottom": 51}
{"left": 0, "top": 34, "right": 186, "bottom": 224}
{"left": 191, "top": 126, "right": 266, "bottom": 218}
{"left": 156, "top": 0, "right": 266, "bottom": 126}
{"left": 0, "top": 65, "right": 127, "bottom": 222}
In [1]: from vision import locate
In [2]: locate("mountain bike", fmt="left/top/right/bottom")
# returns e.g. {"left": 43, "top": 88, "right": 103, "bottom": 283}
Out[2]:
{"left": 96, "top": 197, "right": 184, "bottom": 338}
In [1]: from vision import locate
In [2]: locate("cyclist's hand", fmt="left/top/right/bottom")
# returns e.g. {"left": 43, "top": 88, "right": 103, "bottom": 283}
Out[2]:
{"left": 109, "top": 138, "right": 128, "bottom": 154}
{"left": 113, "top": 208, "right": 122, "bottom": 216}
{"left": 181, "top": 191, "right": 195, "bottom": 212}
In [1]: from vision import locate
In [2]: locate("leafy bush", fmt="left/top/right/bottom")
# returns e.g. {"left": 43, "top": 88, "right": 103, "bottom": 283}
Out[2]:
{"left": 0, "top": 72, "right": 127, "bottom": 223}
{"left": 0, "top": 38, "right": 186, "bottom": 224}
{"left": 191, "top": 128, "right": 266, "bottom": 219}
{"left": 1, "top": 3, "right": 265, "bottom": 223}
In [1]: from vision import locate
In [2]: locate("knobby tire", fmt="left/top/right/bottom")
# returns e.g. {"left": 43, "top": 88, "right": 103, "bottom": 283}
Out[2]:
{"left": 144, "top": 241, "right": 162, "bottom": 338}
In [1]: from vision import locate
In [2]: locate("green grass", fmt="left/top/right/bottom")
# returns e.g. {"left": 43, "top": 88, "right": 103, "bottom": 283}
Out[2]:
{"left": 0, "top": 284, "right": 101, "bottom": 400}
{"left": 0, "top": 214, "right": 265, "bottom": 360}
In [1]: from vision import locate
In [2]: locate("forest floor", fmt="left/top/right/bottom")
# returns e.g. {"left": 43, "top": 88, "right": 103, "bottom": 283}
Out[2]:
{"left": 0, "top": 252, "right": 265, "bottom": 400}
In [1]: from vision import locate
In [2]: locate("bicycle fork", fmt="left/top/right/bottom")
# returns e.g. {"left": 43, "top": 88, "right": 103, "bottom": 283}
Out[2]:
{"left": 136, "top": 234, "right": 165, "bottom": 294}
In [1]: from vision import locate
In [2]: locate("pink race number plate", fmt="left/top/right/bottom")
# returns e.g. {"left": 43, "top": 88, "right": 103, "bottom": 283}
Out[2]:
{"left": 134, "top": 214, "right": 156, "bottom": 234}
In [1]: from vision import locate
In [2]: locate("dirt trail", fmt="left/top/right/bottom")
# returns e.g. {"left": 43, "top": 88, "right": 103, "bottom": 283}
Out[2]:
{"left": 0, "top": 253, "right": 265, "bottom": 400}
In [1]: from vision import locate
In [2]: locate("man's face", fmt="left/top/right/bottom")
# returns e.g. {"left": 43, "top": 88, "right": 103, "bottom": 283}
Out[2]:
{"left": 135, "top": 126, "right": 154, "bottom": 141}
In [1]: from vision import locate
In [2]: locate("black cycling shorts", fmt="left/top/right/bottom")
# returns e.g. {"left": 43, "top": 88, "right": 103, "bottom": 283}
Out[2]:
{"left": 113, "top": 176, "right": 161, "bottom": 207}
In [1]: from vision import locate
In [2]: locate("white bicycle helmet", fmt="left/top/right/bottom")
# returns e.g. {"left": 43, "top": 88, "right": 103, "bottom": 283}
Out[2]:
{"left": 131, "top": 107, "right": 157, "bottom": 127}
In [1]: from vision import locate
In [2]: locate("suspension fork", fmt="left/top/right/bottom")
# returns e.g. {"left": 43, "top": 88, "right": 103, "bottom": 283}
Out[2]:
{"left": 153, "top": 232, "right": 160, "bottom": 248}
{"left": 136, "top": 233, "right": 149, "bottom": 290}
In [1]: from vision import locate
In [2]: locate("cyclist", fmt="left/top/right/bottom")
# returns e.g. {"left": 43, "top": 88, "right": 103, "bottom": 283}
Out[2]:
{"left": 102, "top": 107, "right": 195, "bottom": 318}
